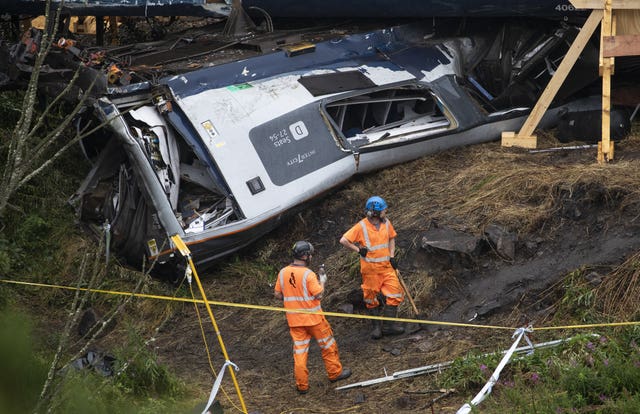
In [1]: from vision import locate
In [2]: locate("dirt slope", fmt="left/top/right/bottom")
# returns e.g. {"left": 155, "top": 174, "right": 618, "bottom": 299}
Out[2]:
{"left": 152, "top": 134, "right": 640, "bottom": 413}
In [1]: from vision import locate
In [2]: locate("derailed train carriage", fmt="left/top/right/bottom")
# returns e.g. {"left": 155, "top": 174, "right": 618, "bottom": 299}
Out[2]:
{"left": 70, "top": 21, "right": 607, "bottom": 276}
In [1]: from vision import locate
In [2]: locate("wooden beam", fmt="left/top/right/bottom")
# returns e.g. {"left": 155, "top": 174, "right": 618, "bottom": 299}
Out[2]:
{"left": 599, "top": 0, "right": 614, "bottom": 162}
{"left": 571, "top": 0, "right": 640, "bottom": 9}
{"left": 501, "top": 9, "right": 603, "bottom": 148}
{"left": 603, "top": 34, "right": 640, "bottom": 56}
{"left": 599, "top": 0, "right": 615, "bottom": 74}
{"left": 501, "top": 132, "right": 537, "bottom": 149}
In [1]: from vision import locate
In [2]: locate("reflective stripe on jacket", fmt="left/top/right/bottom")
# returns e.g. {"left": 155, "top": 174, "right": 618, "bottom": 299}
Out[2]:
{"left": 343, "top": 218, "right": 397, "bottom": 272}
{"left": 359, "top": 219, "right": 391, "bottom": 263}
{"left": 275, "top": 264, "right": 324, "bottom": 327}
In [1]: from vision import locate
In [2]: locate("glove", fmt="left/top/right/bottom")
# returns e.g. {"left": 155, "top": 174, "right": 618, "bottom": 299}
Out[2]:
{"left": 358, "top": 246, "right": 369, "bottom": 257}
{"left": 390, "top": 257, "right": 398, "bottom": 269}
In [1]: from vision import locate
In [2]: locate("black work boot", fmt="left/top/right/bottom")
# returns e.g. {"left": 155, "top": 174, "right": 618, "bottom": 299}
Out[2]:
{"left": 367, "top": 307, "right": 382, "bottom": 340}
{"left": 329, "top": 367, "right": 352, "bottom": 382}
{"left": 381, "top": 305, "right": 405, "bottom": 336}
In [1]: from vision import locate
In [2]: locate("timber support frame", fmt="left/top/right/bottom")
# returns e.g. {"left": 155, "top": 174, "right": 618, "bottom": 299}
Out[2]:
{"left": 501, "top": 0, "right": 640, "bottom": 163}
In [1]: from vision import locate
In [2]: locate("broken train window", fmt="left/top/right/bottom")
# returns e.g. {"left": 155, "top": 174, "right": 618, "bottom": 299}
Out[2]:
{"left": 322, "top": 85, "right": 453, "bottom": 148}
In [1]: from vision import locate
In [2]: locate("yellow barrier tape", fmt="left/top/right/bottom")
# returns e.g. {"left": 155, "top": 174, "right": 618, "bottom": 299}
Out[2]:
{"left": 2, "top": 278, "right": 639, "bottom": 331}
{"left": 169, "top": 234, "right": 247, "bottom": 414}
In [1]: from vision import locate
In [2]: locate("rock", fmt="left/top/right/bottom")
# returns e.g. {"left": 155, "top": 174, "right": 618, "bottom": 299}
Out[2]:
{"left": 339, "top": 303, "right": 354, "bottom": 314}
{"left": 485, "top": 224, "right": 517, "bottom": 260}
{"left": 420, "top": 227, "right": 480, "bottom": 254}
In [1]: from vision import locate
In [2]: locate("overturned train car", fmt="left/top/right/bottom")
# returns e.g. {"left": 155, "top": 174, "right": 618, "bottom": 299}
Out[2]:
{"left": 70, "top": 22, "right": 603, "bottom": 275}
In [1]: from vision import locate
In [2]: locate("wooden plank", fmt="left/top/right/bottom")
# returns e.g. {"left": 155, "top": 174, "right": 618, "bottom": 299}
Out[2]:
{"left": 599, "top": 0, "right": 614, "bottom": 162}
{"left": 603, "top": 34, "right": 640, "bottom": 56}
{"left": 601, "top": 0, "right": 615, "bottom": 74}
{"left": 571, "top": 0, "right": 640, "bottom": 9}
{"left": 508, "top": 9, "right": 603, "bottom": 144}
{"left": 600, "top": 62, "right": 612, "bottom": 161}
{"left": 501, "top": 131, "right": 537, "bottom": 149}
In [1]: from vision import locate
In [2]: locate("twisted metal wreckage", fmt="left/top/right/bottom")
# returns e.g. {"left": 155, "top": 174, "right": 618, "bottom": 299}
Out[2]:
{"left": 1, "top": 4, "right": 637, "bottom": 277}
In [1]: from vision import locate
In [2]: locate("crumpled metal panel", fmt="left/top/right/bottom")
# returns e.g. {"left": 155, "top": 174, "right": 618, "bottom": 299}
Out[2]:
{"left": 0, "top": 0, "right": 232, "bottom": 17}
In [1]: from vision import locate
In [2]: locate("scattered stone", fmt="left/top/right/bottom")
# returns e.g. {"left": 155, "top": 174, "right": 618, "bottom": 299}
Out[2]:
{"left": 484, "top": 223, "right": 517, "bottom": 260}
{"left": 525, "top": 240, "right": 538, "bottom": 250}
{"left": 354, "top": 392, "right": 366, "bottom": 404}
{"left": 420, "top": 227, "right": 480, "bottom": 255}
{"left": 475, "top": 299, "right": 501, "bottom": 317}
{"left": 339, "top": 303, "right": 354, "bottom": 314}
{"left": 382, "top": 345, "right": 402, "bottom": 356}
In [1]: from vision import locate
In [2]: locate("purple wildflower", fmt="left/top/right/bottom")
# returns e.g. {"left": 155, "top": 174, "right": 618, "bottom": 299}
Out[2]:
{"left": 530, "top": 372, "right": 540, "bottom": 384}
{"left": 586, "top": 342, "right": 595, "bottom": 351}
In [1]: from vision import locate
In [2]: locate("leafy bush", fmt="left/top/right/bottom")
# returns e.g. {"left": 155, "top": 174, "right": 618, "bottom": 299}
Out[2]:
{"left": 51, "top": 370, "right": 192, "bottom": 414}
{"left": 439, "top": 352, "right": 502, "bottom": 392}
{"left": 472, "top": 333, "right": 640, "bottom": 413}
{"left": 0, "top": 237, "right": 12, "bottom": 275}
{"left": 0, "top": 312, "right": 47, "bottom": 413}
{"left": 113, "top": 329, "right": 185, "bottom": 398}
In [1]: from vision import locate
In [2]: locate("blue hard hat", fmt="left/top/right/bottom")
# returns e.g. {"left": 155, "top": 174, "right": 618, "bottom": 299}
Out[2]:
{"left": 365, "top": 196, "right": 388, "bottom": 212}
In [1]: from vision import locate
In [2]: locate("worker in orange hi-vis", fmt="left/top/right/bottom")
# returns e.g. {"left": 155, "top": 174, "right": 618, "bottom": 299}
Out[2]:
{"left": 340, "top": 196, "right": 405, "bottom": 339}
{"left": 274, "top": 241, "right": 352, "bottom": 394}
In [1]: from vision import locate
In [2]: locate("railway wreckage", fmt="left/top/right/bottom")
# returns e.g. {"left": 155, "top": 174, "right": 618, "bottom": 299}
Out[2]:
{"left": 1, "top": 12, "right": 636, "bottom": 275}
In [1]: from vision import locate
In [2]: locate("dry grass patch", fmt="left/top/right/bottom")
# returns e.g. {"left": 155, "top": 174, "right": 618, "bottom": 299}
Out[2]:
{"left": 597, "top": 250, "right": 640, "bottom": 321}
{"left": 380, "top": 133, "right": 640, "bottom": 238}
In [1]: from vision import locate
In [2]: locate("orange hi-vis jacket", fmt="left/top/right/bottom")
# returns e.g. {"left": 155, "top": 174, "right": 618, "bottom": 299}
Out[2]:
{"left": 343, "top": 218, "right": 397, "bottom": 273}
{"left": 274, "top": 264, "right": 324, "bottom": 327}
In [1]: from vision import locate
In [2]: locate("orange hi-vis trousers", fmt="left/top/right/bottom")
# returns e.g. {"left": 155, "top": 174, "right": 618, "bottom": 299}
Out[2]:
{"left": 362, "top": 266, "right": 404, "bottom": 308}
{"left": 289, "top": 318, "right": 342, "bottom": 391}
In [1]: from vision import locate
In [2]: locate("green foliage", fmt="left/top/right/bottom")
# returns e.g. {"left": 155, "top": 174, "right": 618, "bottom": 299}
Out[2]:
{"left": 113, "top": 328, "right": 185, "bottom": 398}
{"left": 0, "top": 291, "right": 190, "bottom": 413}
{"left": 50, "top": 370, "right": 192, "bottom": 414}
{"left": 0, "top": 312, "right": 47, "bottom": 413}
{"left": 556, "top": 269, "right": 599, "bottom": 323}
{"left": 0, "top": 314, "right": 189, "bottom": 413}
{"left": 439, "top": 351, "right": 502, "bottom": 392}
{"left": 0, "top": 236, "right": 12, "bottom": 275}
{"left": 462, "top": 333, "right": 640, "bottom": 413}
{"left": 1, "top": 214, "right": 59, "bottom": 275}
{"left": 15, "top": 214, "right": 51, "bottom": 252}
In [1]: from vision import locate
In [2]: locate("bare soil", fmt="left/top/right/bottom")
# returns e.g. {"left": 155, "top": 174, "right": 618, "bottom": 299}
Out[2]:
{"left": 148, "top": 137, "right": 640, "bottom": 413}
